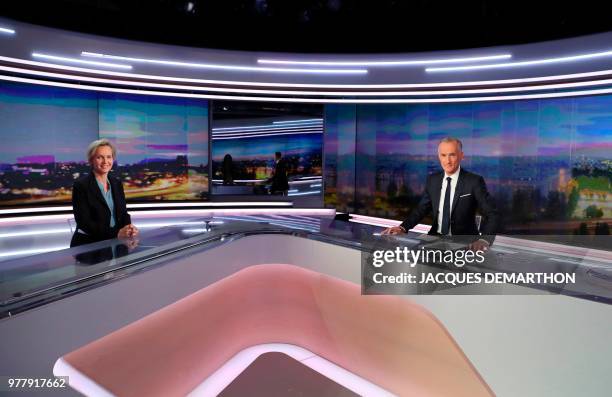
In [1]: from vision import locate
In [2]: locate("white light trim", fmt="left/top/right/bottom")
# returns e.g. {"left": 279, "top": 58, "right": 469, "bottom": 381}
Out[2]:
{"left": 81, "top": 52, "right": 367, "bottom": 74}
{"left": 213, "top": 126, "right": 322, "bottom": 134}
{"left": 272, "top": 118, "right": 324, "bottom": 124}
{"left": 4, "top": 53, "right": 612, "bottom": 89}
{"left": 0, "top": 246, "right": 69, "bottom": 258}
{"left": 7, "top": 62, "right": 612, "bottom": 97}
{"left": 32, "top": 53, "right": 132, "bottom": 70}
{"left": 0, "top": 27, "right": 15, "bottom": 34}
{"left": 288, "top": 190, "right": 321, "bottom": 196}
{"left": 6, "top": 73, "right": 612, "bottom": 103}
{"left": 212, "top": 179, "right": 264, "bottom": 183}
{"left": 0, "top": 202, "right": 293, "bottom": 215}
{"left": 258, "top": 53, "right": 512, "bottom": 66}
{"left": 213, "top": 123, "right": 321, "bottom": 131}
{"left": 0, "top": 228, "right": 69, "bottom": 239}
{"left": 212, "top": 128, "right": 323, "bottom": 138}
{"left": 127, "top": 202, "right": 292, "bottom": 208}
{"left": 0, "top": 206, "right": 72, "bottom": 215}
{"left": 427, "top": 49, "right": 612, "bottom": 72}
{"left": 212, "top": 131, "right": 322, "bottom": 140}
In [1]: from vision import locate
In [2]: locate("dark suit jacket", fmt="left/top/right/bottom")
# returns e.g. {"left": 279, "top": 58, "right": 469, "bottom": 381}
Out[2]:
{"left": 70, "top": 172, "right": 131, "bottom": 247}
{"left": 400, "top": 168, "right": 499, "bottom": 244}
{"left": 270, "top": 158, "right": 289, "bottom": 193}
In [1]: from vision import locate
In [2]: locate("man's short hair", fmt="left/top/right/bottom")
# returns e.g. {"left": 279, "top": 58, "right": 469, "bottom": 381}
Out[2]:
{"left": 439, "top": 137, "right": 463, "bottom": 151}
{"left": 87, "top": 139, "right": 116, "bottom": 163}
{"left": 275, "top": 151, "right": 282, "bottom": 158}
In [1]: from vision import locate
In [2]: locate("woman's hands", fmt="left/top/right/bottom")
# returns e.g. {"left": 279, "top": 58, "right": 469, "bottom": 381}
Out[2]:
{"left": 118, "top": 224, "right": 139, "bottom": 238}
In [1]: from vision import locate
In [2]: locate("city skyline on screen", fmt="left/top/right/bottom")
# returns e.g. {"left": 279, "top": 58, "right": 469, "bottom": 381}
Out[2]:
{"left": 0, "top": 82, "right": 209, "bottom": 205}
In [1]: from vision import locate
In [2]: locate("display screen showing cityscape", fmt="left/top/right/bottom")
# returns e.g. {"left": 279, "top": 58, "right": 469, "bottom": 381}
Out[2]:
{"left": 211, "top": 120, "right": 323, "bottom": 183}
{"left": 0, "top": 82, "right": 209, "bottom": 205}
{"left": 325, "top": 99, "right": 611, "bottom": 237}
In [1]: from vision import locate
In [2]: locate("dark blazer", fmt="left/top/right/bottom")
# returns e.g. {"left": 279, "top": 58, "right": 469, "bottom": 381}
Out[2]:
{"left": 400, "top": 168, "right": 499, "bottom": 244}
{"left": 270, "top": 158, "right": 289, "bottom": 193}
{"left": 70, "top": 172, "right": 131, "bottom": 247}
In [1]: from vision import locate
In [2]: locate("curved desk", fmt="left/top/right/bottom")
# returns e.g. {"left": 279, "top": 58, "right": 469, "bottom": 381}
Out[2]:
{"left": 56, "top": 264, "right": 492, "bottom": 397}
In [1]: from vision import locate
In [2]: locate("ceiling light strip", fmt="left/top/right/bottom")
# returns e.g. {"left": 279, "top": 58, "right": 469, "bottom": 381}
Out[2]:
{"left": 5, "top": 73, "right": 612, "bottom": 103}
{"left": 5, "top": 64, "right": 612, "bottom": 98}
{"left": 5, "top": 54, "right": 612, "bottom": 88}
{"left": 258, "top": 54, "right": 512, "bottom": 66}
{"left": 212, "top": 129, "right": 322, "bottom": 137}
{"left": 212, "top": 124, "right": 321, "bottom": 132}
{"left": 32, "top": 53, "right": 132, "bottom": 70}
{"left": 272, "top": 118, "right": 323, "bottom": 124}
{"left": 427, "top": 49, "right": 612, "bottom": 72}
{"left": 81, "top": 52, "right": 367, "bottom": 74}
{"left": 212, "top": 131, "right": 323, "bottom": 140}
{"left": 0, "top": 27, "right": 15, "bottom": 34}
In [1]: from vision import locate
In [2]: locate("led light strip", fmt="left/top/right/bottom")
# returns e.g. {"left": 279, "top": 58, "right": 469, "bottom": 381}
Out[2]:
{"left": 0, "top": 202, "right": 293, "bottom": 216}
{"left": 258, "top": 53, "right": 512, "bottom": 66}
{"left": 5, "top": 54, "right": 612, "bottom": 88}
{"left": 6, "top": 63, "right": 612, "bottom": 99}
{"left": 212, "top": 128, "right": 323, "bottom": 138}
{"left": 288, "top": 190, "right": 321, "bottom": 196}
{"left": 427, "top": 49, "right": 612, "bottom": 72}
{"left": 0, "top": 27, "right": 15, "bottom": 34}
{"left": 32, "top": 53, "right": 132, "bottom": 70}
{"left": 212, "top": 125, "right": 322, "bottom": 133}
{"left": 5, "top": 73, "right": 612, "bottom": 104}
{"left": 272, "top": 118, "right": 323, "bottom": 124}
{"left": 0, "top": 246, "right": 69, "bottom": 258}
{"left": 213, "top": 123, "right": 322, "bottom": 131}
{"left": 81, "top": 52, "right": 367, "bottom": 74}
{"left": 212, "top": 131, "right": 322, "bottom": 140}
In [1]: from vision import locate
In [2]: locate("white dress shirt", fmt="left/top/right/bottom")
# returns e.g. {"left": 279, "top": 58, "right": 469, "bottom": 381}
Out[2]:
{"left": 437, "top": 167, "right": 460, "bottom": 234}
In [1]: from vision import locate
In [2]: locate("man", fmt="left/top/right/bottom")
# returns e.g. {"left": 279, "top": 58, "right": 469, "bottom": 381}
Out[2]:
{"left": 270, "top": 151, "right": 289, "bottom": 194}
{"left": 382, "top": 137, "right": 498, "bottom": 251}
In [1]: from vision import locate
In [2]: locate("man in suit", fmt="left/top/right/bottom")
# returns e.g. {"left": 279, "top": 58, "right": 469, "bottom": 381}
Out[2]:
{"left": 270, "top": 151, "right": 289, "bottom": 195}
{"left": 70, "top": 139, "right": 139, "bottom": 247}
{"left": 382, "top": 137, "right": 498, "bottom": 251}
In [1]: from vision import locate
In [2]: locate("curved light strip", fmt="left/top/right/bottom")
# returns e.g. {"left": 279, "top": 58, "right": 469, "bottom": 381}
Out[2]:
{"left": 258, "top": 54, "right": 511, "bottom": 66}
{"left": 427, "top": 49, "right": 612, "bottom": 72}
{"left": 32, "top": 53, "right": 132, "bottom": 70}
{"left": 81, "top": 52, "right": 367, "bottom": 74}
{"left": 7, "top": 63, "right": 612, "bottom": 98}
{"left": 273, "top": 119, "right": 323, "bottom": 124}
{"left": 2, "top": 54, "right": 612, "bottom": 88}
{"left": 213, "top": 128, "right": 322, "bottom": 137}
{"left": 213, "top": 124, "right": 321, "bottom": 132}
{"left": 212, "top": 131, "right": 322, "bottom": 140}
{"left": 5, "top": 72, "right": 612, "bottom": 104}
{"left": 0, "top": 27, "right": 15, "bottom": 34}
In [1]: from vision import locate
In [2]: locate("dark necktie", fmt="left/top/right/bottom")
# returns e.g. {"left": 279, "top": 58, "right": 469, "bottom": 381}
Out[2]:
{"left": 441, "top": 177, "right": 452, "bottom": 235}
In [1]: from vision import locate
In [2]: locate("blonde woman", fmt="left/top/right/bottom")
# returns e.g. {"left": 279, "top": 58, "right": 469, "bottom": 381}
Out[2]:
{"left": 70, "top": 139, "right": 138, "bottom": 247}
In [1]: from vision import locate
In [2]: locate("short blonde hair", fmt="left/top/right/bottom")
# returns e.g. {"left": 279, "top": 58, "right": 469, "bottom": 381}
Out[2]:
{"left": 439, "top": 137, "right": 463, "bottom": 151}
{"left": 87, "top": 139, "right": 116, "bottom": 163}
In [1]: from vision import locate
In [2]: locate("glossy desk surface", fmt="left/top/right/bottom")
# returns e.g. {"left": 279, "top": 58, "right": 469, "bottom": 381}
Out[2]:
{"left": 1, "top": 213, "right": 610, "bottom": 318}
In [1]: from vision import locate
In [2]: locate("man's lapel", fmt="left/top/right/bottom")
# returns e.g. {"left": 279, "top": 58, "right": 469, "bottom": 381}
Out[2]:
{"left": 451, "top": 168, "right": 464, "bottom": 215}
{"left": 431, "top": 173, "right": 444, "bottom": 216}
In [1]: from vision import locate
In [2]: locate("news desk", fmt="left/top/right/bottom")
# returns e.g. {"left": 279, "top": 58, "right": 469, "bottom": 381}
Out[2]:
{"left": 0, "top": 212, "right": 610, "bottom": 396}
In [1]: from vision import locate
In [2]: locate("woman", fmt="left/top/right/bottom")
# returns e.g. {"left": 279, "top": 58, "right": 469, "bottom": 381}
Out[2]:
{"left": 70, "top": 139, "right": 139, "bottom": 247}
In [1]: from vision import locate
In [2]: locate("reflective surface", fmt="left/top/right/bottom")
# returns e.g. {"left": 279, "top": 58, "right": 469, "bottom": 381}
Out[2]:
{"left": 0, "top": 213, "right": 611, "bottom": 318}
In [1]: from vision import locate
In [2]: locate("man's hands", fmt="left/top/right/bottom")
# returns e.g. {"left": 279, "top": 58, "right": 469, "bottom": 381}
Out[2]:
{"left": 468, "top": 239, "right": 490, "bottom": 252}
{"left": 118, "top": 223, "right": 139, "bottom": 238}
{"left": 381, "top": 225, "right": 406, "bottom": 235}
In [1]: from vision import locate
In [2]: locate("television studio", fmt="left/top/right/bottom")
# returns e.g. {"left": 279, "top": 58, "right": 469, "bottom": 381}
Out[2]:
{"left": 0, "top": 1, "right": 610, "bottom": 396}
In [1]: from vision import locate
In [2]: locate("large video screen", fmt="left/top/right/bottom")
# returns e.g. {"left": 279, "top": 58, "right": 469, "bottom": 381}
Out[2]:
{"left": 325, "top": 98, "right": 611, "bottom": 237}
{"left": 211, "top": 101, "right": 323, "bottom": 197}
{"left": 0, "top": 82, "right": 209, "bottom": 206}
